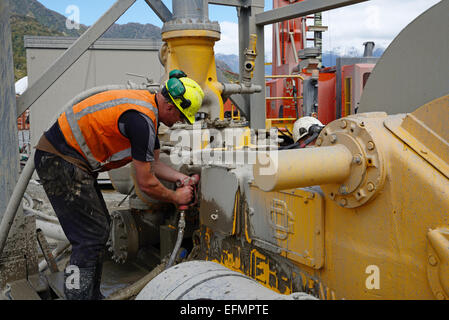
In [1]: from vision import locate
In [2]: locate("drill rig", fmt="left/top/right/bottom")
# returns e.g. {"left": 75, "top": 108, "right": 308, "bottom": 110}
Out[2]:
{"left": 0, "top": 0, "right": 448, "bottom": 300}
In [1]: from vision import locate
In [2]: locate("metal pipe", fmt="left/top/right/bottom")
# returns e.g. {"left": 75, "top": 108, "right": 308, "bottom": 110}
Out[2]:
{"left": 253, "top": 145, "right": 353, "bottom": 191}
{"left": 363, "top": 41, "right": 375, "bottom": 57}
{"left": 265, "top": 75, "right": 304, "bottom": 79}
{"left": 36, "top": 219, "right": 68, "bottom": 242}
{"left": 275, "top": 22, "right": 282, "bottom": 67}
{"left": 221, "top": 83, "right": 262, "bottom": 96}
{"left": 172, "top": 0, "right": 205, "bottom": 20}
{"left": 0, "top": 152, "right": 36, "bottom": 256}
{"left": 288, "top": 21, "right": 299, "bottom": 64}
{"left": 266, "top": 96, "right": 303, "bottom": 100}
{"left": 24, "top": 207, "right": 59, "bottom": 223}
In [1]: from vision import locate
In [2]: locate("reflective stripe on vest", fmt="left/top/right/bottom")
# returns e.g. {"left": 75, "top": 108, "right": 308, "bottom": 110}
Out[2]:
{"left": 64, "top": 97, "right": 158, "bottom": 171}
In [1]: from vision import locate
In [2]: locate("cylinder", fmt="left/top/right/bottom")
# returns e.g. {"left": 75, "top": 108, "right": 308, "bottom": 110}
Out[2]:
{"left": 253, "top": 145, "right": 353, "bottom": 191}
{"left": 36, "top": 220, "right": 68, "bottom": 242}
{"left": 363, "top": 41, "right": 375, "bottom": 57}
{"left": 136, "top": 261, "right": 315, "bottom": 300}
{"left": 173, "top": 0, "right": 205, "bottom": 20}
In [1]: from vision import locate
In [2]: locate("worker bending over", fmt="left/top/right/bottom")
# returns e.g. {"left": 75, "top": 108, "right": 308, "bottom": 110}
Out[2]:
{"left": 34, "top": 70, "right": 204, "bottom": 300}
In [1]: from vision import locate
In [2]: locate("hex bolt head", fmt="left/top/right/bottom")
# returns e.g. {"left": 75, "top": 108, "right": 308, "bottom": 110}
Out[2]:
{"left": 330, "top": 134, "right": 337, "bottom": 144}
{"left": 316, "top": 138, "right": 322, "bottom": 146}
{"left": 340, "top": 120, "right": 347, "bottom": 129}
{"left": 339, "top": 198, "right": 347, "bottom": 207}
{"left": 367, "top": 182, "right": 375, "bottom": 192}
{"left": 353, "top": 155, "right": 362, "bottom": 165}
{"left": 436, "top": 292, "right": 445, "bottom": 300}
{"left": 428, "top": 255, "right": 438, "bottom": 266}
{"left": 367, "top": 141, "right": 375, "bottom": 150}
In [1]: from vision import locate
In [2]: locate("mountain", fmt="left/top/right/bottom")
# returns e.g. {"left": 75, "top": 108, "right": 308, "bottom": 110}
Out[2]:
{"left": 322, "top": 46, "right": 385, "bottom": 67}
{"left": 102, "top": 22, "right": 161, "bottom": 39}
{"left": 8, "top": 0, "right": 88, "bottom": 37}
{"left": 10, "top": 14, "right": 64, "bottom": 81}
{"left": 216, "top": 54, "right": 239, "bottom": 73}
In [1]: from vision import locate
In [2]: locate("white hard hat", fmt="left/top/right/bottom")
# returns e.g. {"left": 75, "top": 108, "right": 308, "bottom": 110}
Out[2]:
{"left": 293, "top": 116, "right": 323, "bottom": 142}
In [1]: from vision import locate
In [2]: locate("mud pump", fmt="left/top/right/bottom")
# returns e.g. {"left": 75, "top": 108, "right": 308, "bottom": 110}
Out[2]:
{"left": 0, "top": 0, "right": 448, "bottom": 300}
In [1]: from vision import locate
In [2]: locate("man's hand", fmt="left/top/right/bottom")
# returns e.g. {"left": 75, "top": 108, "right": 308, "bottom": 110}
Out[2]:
{"left": 174, "top": 185, "right": 194, "bottom": 205}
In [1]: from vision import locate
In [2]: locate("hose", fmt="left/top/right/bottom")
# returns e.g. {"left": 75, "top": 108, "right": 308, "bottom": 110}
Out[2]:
{"left": 23, "top": 193, "right": 60, "bottom": 223}
{"left": 0, "top": 84, "right": 155, "bottom": 257}
{"left": 165, "top": 210, "right": 186, "bottom": 270}
{"left": 106, "top": 261, "right": 167, "bottom": 300}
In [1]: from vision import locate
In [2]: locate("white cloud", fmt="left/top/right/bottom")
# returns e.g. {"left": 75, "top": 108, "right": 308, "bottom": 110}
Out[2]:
{"left": 321, "top": 0, "right": 441, "bottom": 54}
{"left": 215, "top": 21, "right": 239, "bottom": 55}
{"left": 214, "top": 0, "right": 440, "bottom": 58}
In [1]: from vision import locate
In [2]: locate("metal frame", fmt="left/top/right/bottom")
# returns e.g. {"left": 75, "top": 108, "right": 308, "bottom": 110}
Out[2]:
{"left": 255, "top": 0, "right": 369, "bottom": 26}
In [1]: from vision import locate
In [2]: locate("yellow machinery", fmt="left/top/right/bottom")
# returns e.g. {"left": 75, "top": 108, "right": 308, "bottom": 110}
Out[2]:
{"left": 135, "top": 0, "right": 449, "bottom": 300}
{"left": 1, "top": 0, "right": 448, "bottom": 301}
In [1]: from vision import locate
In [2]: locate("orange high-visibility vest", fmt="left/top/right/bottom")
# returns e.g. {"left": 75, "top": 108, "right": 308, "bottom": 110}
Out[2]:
{"left": 58, "top": 90, "right": 158, "bottom": 172}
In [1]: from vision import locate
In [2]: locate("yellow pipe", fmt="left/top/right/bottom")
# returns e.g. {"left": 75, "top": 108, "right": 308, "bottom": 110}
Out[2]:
{"left": 162, "top": 29, "right": 224, "bottom": 120}
{"left": 253, "top": 145, "right": 353, "bottom": 191}
{"left": 265, "top": 75, "right": 305, "bottom": 80}
{"left": 266, "top": 96, "right": 303, "bottom": 100}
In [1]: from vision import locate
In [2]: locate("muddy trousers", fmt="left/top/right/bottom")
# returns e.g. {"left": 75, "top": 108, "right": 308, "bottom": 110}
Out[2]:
{"left": 34, "top": 150, "right": 111, "bottom": 300}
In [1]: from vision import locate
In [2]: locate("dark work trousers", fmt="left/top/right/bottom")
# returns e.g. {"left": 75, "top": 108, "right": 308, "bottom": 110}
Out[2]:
{"left": 34, "top": 150, "right": 110, "bottom": 298}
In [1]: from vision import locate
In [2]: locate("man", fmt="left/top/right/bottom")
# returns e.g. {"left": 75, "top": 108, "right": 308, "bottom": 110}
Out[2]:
{"left": 34, "top": 70, "right": 204, "bottom": 300}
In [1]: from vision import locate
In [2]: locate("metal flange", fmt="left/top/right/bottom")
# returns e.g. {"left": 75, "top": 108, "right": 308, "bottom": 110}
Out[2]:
{"left": 317, "top": 116, "right": 386, "bottom": 208}
{"left": 108, "top": 211, "right": 139, "bottom": 264}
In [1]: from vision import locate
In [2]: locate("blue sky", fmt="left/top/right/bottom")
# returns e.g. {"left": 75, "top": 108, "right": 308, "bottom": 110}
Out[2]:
{"left": 38, "top": 0, "right": 273, "bottom": 27}
{"left": 38, "top": 0, "right": 440, "bottom": 57}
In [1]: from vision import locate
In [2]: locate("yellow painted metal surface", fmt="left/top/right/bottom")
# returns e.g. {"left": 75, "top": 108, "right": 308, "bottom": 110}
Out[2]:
{"left": 246, "top": 187, "right": 324, "bottom": 269}
{"left": 200, "top": 95, "right": 449, "bottom": 299}
{"left": 162, "top": 29, "right": 224, "bottom": 120}
{"left": 265, "top": 118, "right": 296, "bottom": 132}
{"left": 384, "top": 94, "right": 449, "bottom": 179}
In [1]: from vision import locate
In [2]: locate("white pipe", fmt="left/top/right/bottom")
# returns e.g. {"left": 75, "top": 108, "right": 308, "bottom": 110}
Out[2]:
{"left": 24, "top": 208, "right": 59, "bottom": 223}
{"left": 0, "top": 84, "right": 156, "bottom": 257}
{"left": 23, "top": 193, "right": 34, "bottom": 209}
{"left": 275, "top": 22, "right": 282, "bottom": 67}
{"left": 36, "top": 219, "right": 68, "bottom": 242}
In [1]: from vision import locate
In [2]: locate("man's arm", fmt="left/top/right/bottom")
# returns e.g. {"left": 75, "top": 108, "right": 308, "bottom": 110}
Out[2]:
{"left": 133, "top": 158, "right": 192, "bottom": 205}
{"left": 152, "top": 149, "right": 189, "bottom": 183}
